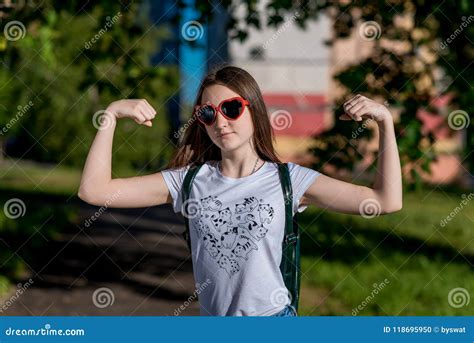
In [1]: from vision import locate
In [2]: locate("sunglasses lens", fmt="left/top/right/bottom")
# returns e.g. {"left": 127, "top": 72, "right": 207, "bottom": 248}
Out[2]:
{"left": 221, "top": 99, "right": 243, "bottom": 118}
{"left": 196, "top": 105, "right": 215, "bottom": 125}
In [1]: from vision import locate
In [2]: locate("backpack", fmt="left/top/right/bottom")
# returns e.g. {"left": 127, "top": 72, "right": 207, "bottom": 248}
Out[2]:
{"left": 180, "top": 162, "right": 301, "bottom": 313}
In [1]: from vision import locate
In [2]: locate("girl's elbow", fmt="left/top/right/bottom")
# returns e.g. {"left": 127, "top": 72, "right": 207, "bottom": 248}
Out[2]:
{"left": 382, "top": 201, "right": 403, "bottom": 214}
{"left": 78, "top": 188, "right": 100, "bottom": 206}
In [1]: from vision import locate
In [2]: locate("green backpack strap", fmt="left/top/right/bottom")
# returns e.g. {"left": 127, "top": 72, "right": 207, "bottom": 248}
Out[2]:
{"left": 277, "top": 163, "right": 301, "bottom": 313}
{"left": 181, "top": 163, "right": 203, "bottom": 251}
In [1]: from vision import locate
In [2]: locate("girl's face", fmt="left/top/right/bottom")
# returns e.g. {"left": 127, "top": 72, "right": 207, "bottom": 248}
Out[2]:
{"left": 200, "top": 84, "right": 254, "bottom": 153}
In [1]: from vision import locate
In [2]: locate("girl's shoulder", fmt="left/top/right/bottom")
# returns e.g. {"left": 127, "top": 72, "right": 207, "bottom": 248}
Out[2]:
{"left": 205, "top": 160, "right": 218, "bottom": 168}
{"left": 182, "top": 160, "right": 217, "bottom": 173}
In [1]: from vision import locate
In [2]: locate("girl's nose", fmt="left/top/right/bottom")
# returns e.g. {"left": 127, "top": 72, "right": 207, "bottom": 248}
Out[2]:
{"left": 214, "top": 110, "right": 228, "bottom": 128}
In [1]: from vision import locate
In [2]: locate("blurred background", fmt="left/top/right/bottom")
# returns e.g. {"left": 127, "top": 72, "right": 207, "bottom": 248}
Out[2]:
{"left": 0, "top": 0, "right": 472, "bottom": 316}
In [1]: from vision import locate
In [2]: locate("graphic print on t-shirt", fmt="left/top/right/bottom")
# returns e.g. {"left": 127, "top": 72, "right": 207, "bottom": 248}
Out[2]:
{"left": 194, "top": 195, "right": 275, "bottom": 277}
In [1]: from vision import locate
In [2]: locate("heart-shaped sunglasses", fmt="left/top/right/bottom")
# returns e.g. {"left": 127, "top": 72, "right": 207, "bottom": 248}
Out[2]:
{"left": 193, "top": 96, "right": 250, "bottom": 126}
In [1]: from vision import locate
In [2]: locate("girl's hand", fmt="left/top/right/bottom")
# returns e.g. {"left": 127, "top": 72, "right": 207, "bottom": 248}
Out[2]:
{"left": 106, "top": 99, "right": 157, "bottom": 127}
{"left": 339, "top": 95, "right": 391, "bottom": 123}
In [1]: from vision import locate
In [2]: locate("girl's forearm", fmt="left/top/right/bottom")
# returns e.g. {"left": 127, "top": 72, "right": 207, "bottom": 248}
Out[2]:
{"left": 78, "top": 112, "right": 117, "bottom": 200}
{"left": 373, "top": 117, "right": 403, "bottom": 211}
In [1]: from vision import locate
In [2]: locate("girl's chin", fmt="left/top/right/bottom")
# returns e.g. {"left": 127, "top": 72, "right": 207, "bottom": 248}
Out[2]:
{"left": 215, "top": 140, "right": 241, "bottom": 152}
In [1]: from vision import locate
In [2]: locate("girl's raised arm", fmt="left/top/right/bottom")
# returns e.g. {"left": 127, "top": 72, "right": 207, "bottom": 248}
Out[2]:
{"left": 78, "top": 99, "right": 172, "bottom": 208}
{"left": 300, "top": 95, "right": 403, "bottom": 215}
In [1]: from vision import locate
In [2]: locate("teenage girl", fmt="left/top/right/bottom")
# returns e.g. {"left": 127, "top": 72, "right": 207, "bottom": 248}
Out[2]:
{"left": 78, "top": 65, "right": 402, "bottom": 317}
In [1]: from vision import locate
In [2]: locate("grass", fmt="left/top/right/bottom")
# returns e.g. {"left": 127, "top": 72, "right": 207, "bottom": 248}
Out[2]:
{"left": 298, "top": 189, "right": 474, "bottom": 315}
{"left": 0, "top": 158, "right": 81, "bottom": 196}
{"left": 0, "top": 158, "right": 141, "bottom": 196}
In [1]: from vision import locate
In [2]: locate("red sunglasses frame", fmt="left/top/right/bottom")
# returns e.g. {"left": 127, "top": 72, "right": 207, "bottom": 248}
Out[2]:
{"left": 193, "top": 96, "right": 250, "bottom": 126}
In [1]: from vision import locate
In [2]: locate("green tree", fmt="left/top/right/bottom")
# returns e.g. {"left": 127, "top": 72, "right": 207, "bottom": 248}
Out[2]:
{"left": 0, "top": 1, "right": 179, "bottom": 172}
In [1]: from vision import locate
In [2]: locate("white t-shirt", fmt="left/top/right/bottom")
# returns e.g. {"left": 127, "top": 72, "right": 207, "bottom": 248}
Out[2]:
{"left": 161, "top": 160, "right": 321, "bottom": 316}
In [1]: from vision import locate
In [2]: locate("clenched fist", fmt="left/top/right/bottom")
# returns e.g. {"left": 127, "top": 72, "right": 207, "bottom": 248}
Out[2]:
{"left": 106, "top": 99, "right": 157, "bottom": 127}
{"left": 339, "top": 95, "right": 392, "bottom": 123}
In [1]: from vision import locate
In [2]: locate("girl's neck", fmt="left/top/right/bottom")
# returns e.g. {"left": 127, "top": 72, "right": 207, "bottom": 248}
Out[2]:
{"left": 218, "top": 152, "right": 263, "bottom": 179}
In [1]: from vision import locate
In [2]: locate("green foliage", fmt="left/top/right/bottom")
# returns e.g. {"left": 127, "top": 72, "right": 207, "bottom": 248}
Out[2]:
{"left": 1, "top": 1, "right": 179, "bottom": 172}
{"left": 434, "top": 3, "right": 474, "bottom": 173}
{"left": 313, "top": 1, "right": 469, "bottom": 189}
{"left": 0, "top": 275, "right": 9, "bottom": 297}
{"left": 190, "top": 0, "right": 325, "bottom": 41}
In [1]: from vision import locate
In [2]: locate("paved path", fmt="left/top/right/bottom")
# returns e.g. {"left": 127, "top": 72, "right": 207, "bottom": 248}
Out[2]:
{"left": 1, "top": 202, "right": 200, "bottom": 316}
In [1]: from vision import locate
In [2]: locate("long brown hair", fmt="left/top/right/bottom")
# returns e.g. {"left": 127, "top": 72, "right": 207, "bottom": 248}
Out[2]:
{"left": 165, "top": 65, "right": 281, "bottom": 169}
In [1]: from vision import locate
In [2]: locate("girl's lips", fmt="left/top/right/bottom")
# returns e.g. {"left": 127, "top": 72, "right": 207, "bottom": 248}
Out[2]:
{"left": 218, "top": 132, "right": 234, "bottom": 138}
